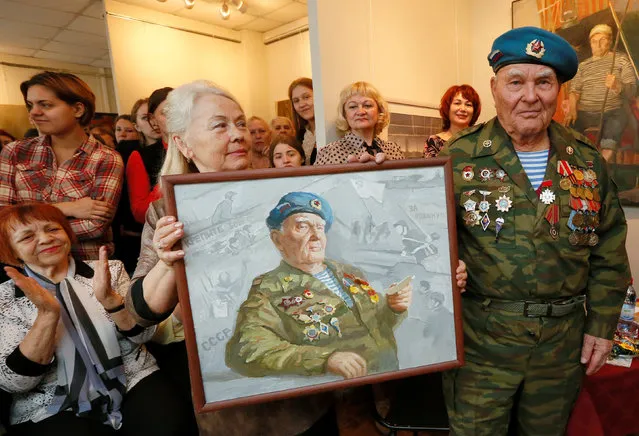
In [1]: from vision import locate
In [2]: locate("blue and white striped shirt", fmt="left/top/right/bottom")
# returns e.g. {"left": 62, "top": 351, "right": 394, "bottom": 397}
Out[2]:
{"left": 516, "top": 149, "right": 549, "bottom": 191}
{"left": 314, "top": 268, "right": 354, "bottom": 308}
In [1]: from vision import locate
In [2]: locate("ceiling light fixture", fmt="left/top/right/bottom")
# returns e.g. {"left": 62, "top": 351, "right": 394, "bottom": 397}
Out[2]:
{"left": 219, "top": 1, "right": 231, "bottom": 19}
{"left": 232, "top": 0, "right": 248, "bottom": 13}
{"left": 184, "top": 0, "right": 196, "bottom": 9}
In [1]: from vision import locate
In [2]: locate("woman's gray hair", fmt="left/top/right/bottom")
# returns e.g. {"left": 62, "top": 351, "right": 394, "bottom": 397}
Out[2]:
{"left": 158, "top": 80, "right": 243, "bottom": 185}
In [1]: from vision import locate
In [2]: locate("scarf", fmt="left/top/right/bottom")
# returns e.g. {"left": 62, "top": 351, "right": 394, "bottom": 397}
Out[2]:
{"left": 25, "top": 259, "right": 126, "bottom": 429}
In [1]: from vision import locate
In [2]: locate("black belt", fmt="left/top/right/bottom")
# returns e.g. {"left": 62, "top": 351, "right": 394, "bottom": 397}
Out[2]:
{"left": 465, "top": 294, "right": 586, "bottom": 317}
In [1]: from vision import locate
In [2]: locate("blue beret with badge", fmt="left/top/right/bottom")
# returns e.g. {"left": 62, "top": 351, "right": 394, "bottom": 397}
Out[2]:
{"left": 487, "top": 26, "right": 578, "bottom": 82}
{"left": 266, "top": 191, "right": 334, "bottom": 231}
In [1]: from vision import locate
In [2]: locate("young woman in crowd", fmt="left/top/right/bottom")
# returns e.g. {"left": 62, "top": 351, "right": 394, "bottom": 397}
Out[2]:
{"left": 288, "top": 77, "right": 317, "bottom": 164}
{"left": 0, "top": 203, "right": 192, "bottom": 435}
{"left": 315, "top": 81, "right": 404, "bottom": 165}
{"left": 0, "top": 71, "right": 123, "bottom": 260}
{"left": 269, "top": 135, "right": 305, "bottom": 168}
{"left": 126, "top": 88, "right": 172, "bottom": 224}
{"left": 124, "top": 80, "right": 337, "bottom": 435}
{"left": 0, "top": 129, "right": 16, "bottom": 149}
{"left": 131, "top": 98, "right": 161, "bottom": 147}
{"left": 247, "top": 116, "right": 271, "bottom": 169}
{"left": 423, "top": 84, "right": 481, "bottom": 158}
{"left": 114, "top": 115, "right": 139, "bottom": 144}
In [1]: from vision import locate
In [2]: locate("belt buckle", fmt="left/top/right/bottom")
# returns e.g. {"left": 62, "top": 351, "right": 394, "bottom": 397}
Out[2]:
{"left": 523, "top": 301, "right": 551, "bottom": 317}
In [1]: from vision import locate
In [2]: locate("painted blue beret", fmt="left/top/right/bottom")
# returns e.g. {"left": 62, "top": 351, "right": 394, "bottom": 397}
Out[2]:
{"left": 488, "top": 26, "right": 578, "bottom": 82}
{"left": 266, "top": 192, "right": 333, "bottom": 231}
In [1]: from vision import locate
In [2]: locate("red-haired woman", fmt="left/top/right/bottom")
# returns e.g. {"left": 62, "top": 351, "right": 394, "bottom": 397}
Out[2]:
{"left": 0, "top": 203, "right": 193, "bottom": 435}
{"left": 0, "top": 71, "right": 123, "bottom": 260}
{"left": 424, "top": 84, "right": 481, "bottom": 158}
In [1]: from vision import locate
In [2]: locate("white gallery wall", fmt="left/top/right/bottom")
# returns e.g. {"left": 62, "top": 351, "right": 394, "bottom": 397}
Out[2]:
{"left": 105, "top": 0, "right": 311, "bottom": 120}
{"left": 0, "top": 53, "right": 116, "bottom": 111}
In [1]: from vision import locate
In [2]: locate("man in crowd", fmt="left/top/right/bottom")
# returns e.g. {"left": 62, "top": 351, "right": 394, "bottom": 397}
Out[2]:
{"left": 247, "top": 116, "right": 272, "bottom": 169}
{"left": 271, "top": 116, "right": 296, "bottom": 140}
{"left": 565, "top": 24, "right": 636, "bottom": 161}
{"left": 226, "top": 191, "right": 412, "bottom": 379}
{"left": 440, "top": 26, "right": 631, "bottom": 434}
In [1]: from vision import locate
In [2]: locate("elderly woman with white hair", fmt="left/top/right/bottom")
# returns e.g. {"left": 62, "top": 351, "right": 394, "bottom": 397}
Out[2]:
{"left": 124, "top": 80, "right": 334, "bottom": 435}
{"left": 315, "top": 81, "right": 404, "bottom": 165}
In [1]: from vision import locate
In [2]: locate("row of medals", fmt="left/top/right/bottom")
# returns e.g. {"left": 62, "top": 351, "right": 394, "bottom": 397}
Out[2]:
{"left": 461, "top": 167, "right": 511, "bottom": 240}
{"left": 460, "top": 164, "right": 601, "bottom": 246}
{"left": 561, "top": 165, "right": 601, "bottom": 247}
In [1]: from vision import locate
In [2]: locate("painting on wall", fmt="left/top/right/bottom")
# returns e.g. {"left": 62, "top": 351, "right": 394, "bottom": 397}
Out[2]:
{"left": 513, "top": 0, "right": 639, "bottom": 206}
{"left": 162, "top": 160, "right": 464, "bottom": 413}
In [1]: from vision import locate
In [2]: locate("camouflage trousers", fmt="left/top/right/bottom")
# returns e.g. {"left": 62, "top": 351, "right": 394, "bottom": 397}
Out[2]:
{"left": 443, "top": 297, "right": 586, "bottom": 436}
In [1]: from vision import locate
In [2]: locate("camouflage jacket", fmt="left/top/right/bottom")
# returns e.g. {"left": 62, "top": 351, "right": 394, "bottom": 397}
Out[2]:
{"left": 226, "top": 260, "right": 404, "bottom": 377}
{"left": 439, "top": 118, "right": 631, "bottom": 339}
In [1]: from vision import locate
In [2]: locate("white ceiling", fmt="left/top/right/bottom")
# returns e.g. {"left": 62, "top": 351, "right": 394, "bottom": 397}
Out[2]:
{"left": 0, "top": 0, "right": 308, "bottom": 68}
{"left": 0, "top": 0, "right": 111, "bottom": 67}
{"left": 117, "top": 0, "right": 308, "bottom": 32}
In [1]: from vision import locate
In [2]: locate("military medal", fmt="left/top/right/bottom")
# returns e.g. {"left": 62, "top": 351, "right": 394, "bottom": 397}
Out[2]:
{"left": 319, "top": 322, "right": 330, "bottom": 336}
{"left": 329, "top": 317, "right": 342, "bottom": 337}
{"left": 303, "top": 289, "right": 314, "bottom": 299}
{"left": 463, "top": 189, "right": 476, "bottom": 197}
{"left": 584, "top": 189, "right": 593, "bottom": 201}
{"left": 322, "top": 303, "right": 336, "bottom": 315}
{"left": 279, "top": 297, "right": 292, "bottom": 308}
{"left": 464, "top": 210, "right": 480, "bottom": 226}
{"left": 481, "top": 213, "right": 491, "bottom": 231}
{"left": 495, "top": 169, "right": 507, "bottom": 182}
{"left": 479, "top": 168, "right": 493, "bottom": 182}
{"left": 540, "top": 188, "right": 555, "bottom": 205}
{"left": 498, "top": 185, "right": 511, "bottom": 193}
{"left": 545, "top": 204, "right": 559, "bottom": 240}
{"left": 560, "top": 178, "right": 572, "bottom": 190}
{"left": 463, "top": 199, "right": 477, "bottom": 212}
{"left": 568, "top": 231, "right": 579, "bottom": 245}
{"left": 566, "top": 146, "right": 574, "bottom": 155}
{"left": 588, "top": 233, "right": 599, "bottom": 246}
{"left": 478, "top": 191, "right": 491, "bottom": 213}
{"left": 283, "top": 276, "right": 293, "bottom": 282}
{"left": 483, "top": 140, "right": 492, "bottom": 148}
{"left": 349, "top": 285, "right": 359, "bottom": 294}
{"left": 572, "top": 212, "right": 585, "bottom": 228}
{"left": 495, "top": 195, "right": 512, "bottom": 213}
{"left": 310, "top": 313, "right": 322, "bottom": 323}
{"left": 495, "top": 217, "right": 504, "bottom": 241}
{"left": 368, "top": 289, "right": 380, "bottom": 303}
{"left": 462, "top": 166, "right": 474, "bottom": 181}
{"left": 303, "top": 325, "right": 320, "bottom": 342}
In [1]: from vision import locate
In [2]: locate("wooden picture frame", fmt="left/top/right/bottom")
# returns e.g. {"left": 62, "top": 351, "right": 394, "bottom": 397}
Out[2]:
{"left": 162, "top": 159, "right": 464, "bottom": 413}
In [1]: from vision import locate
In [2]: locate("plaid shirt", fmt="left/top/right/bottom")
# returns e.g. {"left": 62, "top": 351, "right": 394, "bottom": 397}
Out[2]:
{"left": 0, "top": 135, "right": 123, "bottom": 260}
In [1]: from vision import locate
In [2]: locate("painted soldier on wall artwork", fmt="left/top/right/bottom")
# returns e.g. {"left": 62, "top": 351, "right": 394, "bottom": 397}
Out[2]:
{"left": 226, "top": 192, "right": 413, "bottom": 380}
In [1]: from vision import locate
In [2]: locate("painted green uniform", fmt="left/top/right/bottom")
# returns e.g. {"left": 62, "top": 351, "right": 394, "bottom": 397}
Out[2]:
{"left": 226, "top": 260, "right": 404, "bottom": 377}
{"left": 439, "top": 118, "right": 631, "bottom": 435}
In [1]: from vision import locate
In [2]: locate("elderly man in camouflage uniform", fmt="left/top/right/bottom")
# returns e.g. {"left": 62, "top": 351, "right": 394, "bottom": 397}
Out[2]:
{"left": 440, "top": 27, "right": 631, "bottom": 435}
{"left": 226, "top": 191, "right": 412, "bottom": 379}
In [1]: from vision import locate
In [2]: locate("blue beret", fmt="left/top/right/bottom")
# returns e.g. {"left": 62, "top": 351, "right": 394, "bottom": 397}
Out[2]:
{"left": 488, "top": 26, "right": 578, "bottom": 82}
{"left": 266, "top": 192, "right": 333, "bottom": 231}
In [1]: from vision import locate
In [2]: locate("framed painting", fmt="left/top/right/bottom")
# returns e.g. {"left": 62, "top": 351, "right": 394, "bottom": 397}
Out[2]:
{"left": 513, "top": 0, "right": 639, "bottom": 206}
{"left": 162, "top": 159, "right": 464, "bottom": 413}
